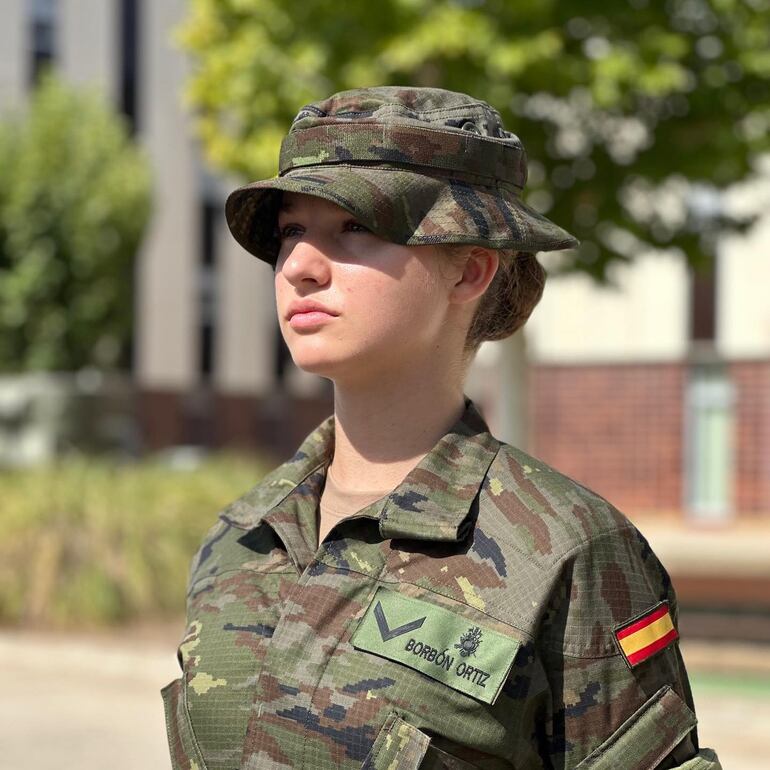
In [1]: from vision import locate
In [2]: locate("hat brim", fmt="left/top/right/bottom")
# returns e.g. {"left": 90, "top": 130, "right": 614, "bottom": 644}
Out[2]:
{"left": 225, "top": 164, "right": 579, "bottom": 266}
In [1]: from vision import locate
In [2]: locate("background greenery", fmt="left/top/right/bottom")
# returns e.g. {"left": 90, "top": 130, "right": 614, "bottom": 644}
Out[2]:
{"left": 175, "top": 0, "right": 770, "bottom": 281}
{"left": 0, "top": 453, "right": 268, "bottom": 627}
{"left": 0, "top": 71, "right": 152, "bottom": 373}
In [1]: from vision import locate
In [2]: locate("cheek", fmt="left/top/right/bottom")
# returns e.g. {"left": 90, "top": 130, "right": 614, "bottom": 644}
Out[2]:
{"left": 350, "top": 264, "right": 442, "bottom": 334}
{"left": 274, "top": 276, "right": 285, "bottom": 318}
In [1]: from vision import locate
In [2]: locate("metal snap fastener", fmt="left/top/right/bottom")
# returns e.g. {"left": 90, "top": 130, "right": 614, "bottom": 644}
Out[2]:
{"left": 293, "top": 106, "right": 326, "bottom": 123}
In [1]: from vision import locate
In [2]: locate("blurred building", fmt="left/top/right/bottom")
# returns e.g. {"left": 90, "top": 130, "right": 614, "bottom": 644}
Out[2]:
{"left": 1, "top": 0, "right": 320, "bottom": 459}
{"left": 526, "top": 228, "right": 770, "bottom": 523}
{"left": 1, "top": 0, "right": 768, "bottom": 523}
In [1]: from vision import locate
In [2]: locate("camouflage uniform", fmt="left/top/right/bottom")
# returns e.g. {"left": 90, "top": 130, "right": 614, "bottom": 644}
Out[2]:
{"left": 161, "top": 395, "right": 722, "bottom": 769}
{"left": 162, "top": 88, "right": 722, "bottom": 767}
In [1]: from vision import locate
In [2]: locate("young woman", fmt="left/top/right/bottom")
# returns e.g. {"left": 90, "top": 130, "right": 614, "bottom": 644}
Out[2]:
{"left": 161, "top": 87, "right": 722, "bottom": 770}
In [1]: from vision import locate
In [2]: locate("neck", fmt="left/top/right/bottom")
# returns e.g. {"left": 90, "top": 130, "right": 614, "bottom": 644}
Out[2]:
{"left": 328, "top": 379, "right": 467, "bottom": 493}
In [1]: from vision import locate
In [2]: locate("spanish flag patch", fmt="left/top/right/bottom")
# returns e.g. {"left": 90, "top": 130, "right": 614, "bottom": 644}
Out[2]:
{"left": 613, "top": 601, "right": 679, "bottom": 668}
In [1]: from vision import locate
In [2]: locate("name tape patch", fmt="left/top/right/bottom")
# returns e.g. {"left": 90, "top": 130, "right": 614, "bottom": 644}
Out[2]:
{"left": 613, "top": 600, "right": 679, "bottom": 668}
{"left": 350, "top": 586, "right": 520, "bottom": 705}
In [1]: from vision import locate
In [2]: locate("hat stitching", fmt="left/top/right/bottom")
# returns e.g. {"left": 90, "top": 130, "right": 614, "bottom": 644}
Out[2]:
{"left": 287, "top": 120, "right": 521, "bottom": 149}
{"left": 274, "top": 163, "right": 523, "bottom": 191}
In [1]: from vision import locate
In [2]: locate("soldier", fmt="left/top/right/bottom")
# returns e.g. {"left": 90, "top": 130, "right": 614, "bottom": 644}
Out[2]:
{"left": 161, "top": 87, "right": 722, "bottom": 769}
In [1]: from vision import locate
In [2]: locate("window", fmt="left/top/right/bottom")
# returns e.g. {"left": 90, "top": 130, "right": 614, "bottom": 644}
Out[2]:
{"left": 29, "top": 0, "right": 57, "bottom": 87}
{"left": 684, "top": 364, "right": 735, "bottom": 521}
{"left": 275, "top": 326, "right": 291, "bottom": 384}
{"left": 689, "top": 254, "right": 717, "bottom": 343}
{"left": 118, "top": 0, "right": 139, "bottom": 132}
{"left": 199, "top": 200, "right": 218, "bottom": 382}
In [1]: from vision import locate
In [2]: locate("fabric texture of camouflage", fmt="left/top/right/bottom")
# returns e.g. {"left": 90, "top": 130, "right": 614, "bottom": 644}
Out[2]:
{"left": 160, "top": 395, "right": 722, "bottom": 770}
{"left": 225, "top": 86, "right": 580, "bottom": 267}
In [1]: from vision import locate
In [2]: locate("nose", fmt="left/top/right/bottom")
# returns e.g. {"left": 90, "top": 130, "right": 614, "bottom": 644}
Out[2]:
{"left": 278, "top": 235, "right": 332, "bottom": 286}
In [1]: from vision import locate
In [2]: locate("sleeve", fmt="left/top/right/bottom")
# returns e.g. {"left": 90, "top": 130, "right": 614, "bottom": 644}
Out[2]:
{"left": 535, "top": 522, "right": 723, "bottom": 770}
{"left": 172, "top": 516, "right": 232, "bottom": 671}
{"left": 183, "top": 516, "right": 232, "bottom": 614}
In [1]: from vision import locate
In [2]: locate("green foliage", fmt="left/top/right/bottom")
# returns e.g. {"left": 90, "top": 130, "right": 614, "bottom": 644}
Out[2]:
{"left": 0, "top": 71, "right": 152, "bottom": 372}
{"left": 174, "top": 0, "right": 770, "bottom": 280}
{"left": 0, "top": 451, "right": 269, "bottom": 628}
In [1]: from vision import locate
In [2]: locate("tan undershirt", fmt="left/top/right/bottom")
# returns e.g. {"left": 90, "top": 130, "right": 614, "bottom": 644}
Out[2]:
{"left": 317, "top": 462, "right": 392, "bottom": 544}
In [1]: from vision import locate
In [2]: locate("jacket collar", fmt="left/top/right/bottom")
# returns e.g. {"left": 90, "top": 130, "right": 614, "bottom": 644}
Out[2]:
{"left": 219, "top": 394, "right": 501, "bottom": 542}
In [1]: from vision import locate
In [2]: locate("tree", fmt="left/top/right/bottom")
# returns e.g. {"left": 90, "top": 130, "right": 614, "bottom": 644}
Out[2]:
{"left": 174, "top": 0, "right": 770, "bottom": 281}
{"left": 0, "top": 71, "right": 152, "bottom": 372}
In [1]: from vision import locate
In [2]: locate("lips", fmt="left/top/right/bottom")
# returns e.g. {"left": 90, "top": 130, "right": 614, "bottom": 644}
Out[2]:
{"left": 288, "top": 309, "right": 337, "bottom": 330}
{"left": 286, "top": 301, "right": 338, "bottom": 320}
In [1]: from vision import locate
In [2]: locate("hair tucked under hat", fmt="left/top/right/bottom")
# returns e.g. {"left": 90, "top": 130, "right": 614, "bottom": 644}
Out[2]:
{"left": 439, "top": 245, "right": 546, "bottom": 357}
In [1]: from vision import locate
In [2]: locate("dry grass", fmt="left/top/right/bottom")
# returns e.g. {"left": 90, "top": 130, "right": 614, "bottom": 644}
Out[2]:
{"left": 0, "top": 451, "right": 268, "bottom": 628}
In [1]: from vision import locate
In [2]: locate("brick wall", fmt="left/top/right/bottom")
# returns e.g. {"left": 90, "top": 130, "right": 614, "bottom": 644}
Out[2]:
{"left": 137, "top": 387, "right": 334, "bottom": 463}
{"left": 528, "top": 362, "right": 685, "bottom": 516}
{"left": 137, "top": 359, "right": 770, "bottom": 518}
{"left": 731, "top": 359, "right": 770, "bottom": 515}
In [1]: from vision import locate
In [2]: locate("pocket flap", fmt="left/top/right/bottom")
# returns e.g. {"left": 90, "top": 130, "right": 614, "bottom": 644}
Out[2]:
{"left": 362, "top": 711, "right": 431, "bottom": 769}
{"left": 575, "top": 684, "right": 697, "bottom": 770}
{"left": 161, "top": 677, "right": 209, "bottom": 770}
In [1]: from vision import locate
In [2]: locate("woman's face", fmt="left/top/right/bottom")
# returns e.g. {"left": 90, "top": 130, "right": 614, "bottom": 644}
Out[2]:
{"left": 274, "top": 191, "right": 467, "bottom": 385}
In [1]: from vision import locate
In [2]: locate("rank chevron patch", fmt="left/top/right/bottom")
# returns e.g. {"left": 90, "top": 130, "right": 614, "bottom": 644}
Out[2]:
{"left": 373, "top": 600, "right": 426, "bottom": 641}
{"left": 613, "top": 600, "right": 679, "bottom": 668}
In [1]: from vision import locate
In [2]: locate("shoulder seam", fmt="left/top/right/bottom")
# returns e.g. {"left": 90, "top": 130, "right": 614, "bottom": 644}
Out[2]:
{"left": 554, "top": 520, "right": 638, "bottom": 565}
{"left": 538, "top": 523, "right": 660, "bottom": 659}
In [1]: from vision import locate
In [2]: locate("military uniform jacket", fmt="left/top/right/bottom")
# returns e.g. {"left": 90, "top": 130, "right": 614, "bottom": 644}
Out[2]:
{"left": 161, "top": 395, "right": 723, "bottom": 770}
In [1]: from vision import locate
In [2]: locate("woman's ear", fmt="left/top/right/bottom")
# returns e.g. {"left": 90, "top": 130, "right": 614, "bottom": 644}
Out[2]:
{"left": 450, "top": 246, "right": 499, "bottom": 306}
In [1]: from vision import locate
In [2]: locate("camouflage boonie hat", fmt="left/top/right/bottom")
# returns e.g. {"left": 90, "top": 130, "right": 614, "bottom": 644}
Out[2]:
{"left": 225, "top": 86, "right": 579, "bottom": 266}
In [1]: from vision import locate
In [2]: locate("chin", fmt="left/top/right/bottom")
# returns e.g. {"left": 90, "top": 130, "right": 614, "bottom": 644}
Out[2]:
{"left": 288, "top": 344, "right": 347, "bottom": 377}
{"left": 289, "top": 340, "right": 380, "bottom": 382}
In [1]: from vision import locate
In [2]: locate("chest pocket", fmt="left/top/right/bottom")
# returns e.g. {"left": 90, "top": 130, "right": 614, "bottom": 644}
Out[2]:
{"left": 362, "top": 711, "right": 479, "bottom": 769}
{"left": 160, "top": 567, "right": 286, "bottom": 770}
{"left": 161, "top": 675, "right": 209, "bottom": 770}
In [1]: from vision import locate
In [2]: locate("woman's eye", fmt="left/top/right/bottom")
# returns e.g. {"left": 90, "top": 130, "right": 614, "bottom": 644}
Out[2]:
{"left": 276, "top": 220, "right": 370, "bottom": 240}
{"left": 278, "top": 223, "right": 303, "bottom": 239}
{"left": 344, "top": 220, "right": 370, "bottom": 233}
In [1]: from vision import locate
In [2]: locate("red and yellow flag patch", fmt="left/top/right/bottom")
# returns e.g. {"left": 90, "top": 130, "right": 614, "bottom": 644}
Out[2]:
{"left": 613, "top": 601, "right": 679, "bottom": 668}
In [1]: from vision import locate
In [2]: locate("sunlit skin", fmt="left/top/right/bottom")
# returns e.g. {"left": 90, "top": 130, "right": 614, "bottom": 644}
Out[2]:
{"left": 274, "top": 191, "right": 499, "bottom": 519}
